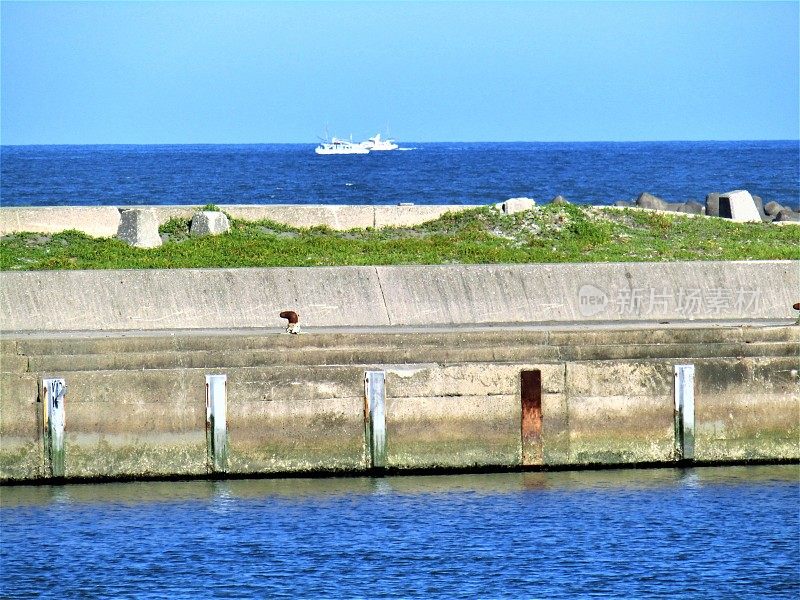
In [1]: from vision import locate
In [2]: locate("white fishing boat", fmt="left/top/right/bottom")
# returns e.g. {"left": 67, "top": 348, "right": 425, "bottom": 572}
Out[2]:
{"left": 315, "top": 136, "right": 370, "bottom": 155}
{"left": 360, "top": 133, "right": 399, "bottom": 151}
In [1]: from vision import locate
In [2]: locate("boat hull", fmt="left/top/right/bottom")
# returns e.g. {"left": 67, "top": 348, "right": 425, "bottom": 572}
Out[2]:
{"left": 315, "top": 146, "right": 370, "bottom": 155}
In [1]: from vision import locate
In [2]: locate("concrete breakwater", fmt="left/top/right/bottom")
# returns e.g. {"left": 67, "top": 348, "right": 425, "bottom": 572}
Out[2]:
{"left": 0, "top": 204, "right": 483, "bottom": 237}
{"left": 0, "top": 261, "right": 797, "bottom": 483}
{"left": 1, "top": 324, "right": 798, "bottom": 483}
{"left": 2, "top": 201, "right": 798, "bottom": 240}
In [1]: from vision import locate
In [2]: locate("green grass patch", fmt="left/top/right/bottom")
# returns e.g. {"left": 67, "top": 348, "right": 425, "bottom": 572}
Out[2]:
{"left": 1, "top": 205, "right": 797, "bottom": 271}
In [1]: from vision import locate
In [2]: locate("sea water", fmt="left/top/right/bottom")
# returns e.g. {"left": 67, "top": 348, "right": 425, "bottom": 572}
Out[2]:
{"left": 1, "top": 465, "right": 798, "bottom": 598}
{"left": 1, "top": 141, "right": 798, "bottom": 208}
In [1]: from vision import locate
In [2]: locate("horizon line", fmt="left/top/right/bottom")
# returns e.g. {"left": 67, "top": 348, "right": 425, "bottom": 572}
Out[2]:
{"left": 2, "top": 138, "right": 799, "bottom": 147}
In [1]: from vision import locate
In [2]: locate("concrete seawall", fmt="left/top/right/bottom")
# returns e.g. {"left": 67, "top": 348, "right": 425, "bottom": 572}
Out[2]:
{"left": 3, "top": 204, "right": 798, "bottom": 238}
{"left": 1, "top": 260, "right": 797, "bottom": 483}
{"left": 1, "top": 325, "right": 797, "bottom": 483}
{"left": 0, "top": 204, "right": 483, "bottom": 237}
{"left": 1, "top": 261, "right": 797, "bottom": 332}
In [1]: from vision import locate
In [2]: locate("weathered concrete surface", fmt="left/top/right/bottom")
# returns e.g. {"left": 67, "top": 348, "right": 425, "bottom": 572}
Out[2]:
{"left": 55, "top": 369, "right": 207, "bottom": 479}
{"left": 190, "top": 211, "right": 230, "bottom": 236}
{"left": 0, "top": 204, "right": 482, "bottom": 237}
{"left": 384, "top": 364, "right": 522, "bottom": 468}
{"left": 0, "top": 206, "right": 123, "bottom": 237}
{"left": 375, "top": 262, "right": 799, "bottom": 326}
{"left": 0, "top": 373, "right": 41, "bottom": 480}
{"left": 694, "top": 356, "right": 800, "bottom": 461}
{"left": 0, "top": 266, "right": 391, "bottom": 331}
{"left": 11, "top": 326, "right": 796, "bottom": 372}
{"left": 540, "top": 364, "right": 570, "bottom": 465}
{"left": 2, "top": 261, "right": 797, "bottom": 332}
{"left": 1, "top": 324, "right": 796, "bottom": 483}
{"left": 565, "top": 361, "right": 675, "bottom": 465}
{"left": 116, "top": 208, "right": 162, "bottom": 248}
{"left": 224, "top": 366, "right": 366, "bottom": 474}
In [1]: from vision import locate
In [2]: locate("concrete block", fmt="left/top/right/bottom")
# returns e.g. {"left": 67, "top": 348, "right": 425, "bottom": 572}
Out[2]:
{"left": 226, "top": 365, "right": 365, "bottom": 403}
{"left": 637, "top": 192, "right": 668, "bottom": 211}
{"left": 0, "top": 339, "right": 18, "bottom": 356}
{"left": 718, "top": 190, "right": 761, "bottom": 223}
{"left": 377, "top": 264, "right": 559, "bottom": 326}
{"left": 565, "top": 361, "right": 675, "bottom": 464}
{"left": 0, "top": 373, "right": 42, "bottom": 481}
{"left": 385, "top": 394, "right": 520, "bottom": 468}
{"left": 227, "top": 396, "right": 365, "bottom": 473}
{"left": 225, "top": 366, "right": 366, "bottom": 473}
{"left": 385, "top": 362, "right": 564, "bottom": 399}
{"left": 495, "top": 197, "right": 536, "bottom": 214}
{"left": 677, "top": 201, "right": 705, "bottom": 215}
{"left": 116, "top": 208, "right": 162, "bottom": 248}
{"left": 190, "top": 211, "right": 229, "bottom": 236}
{"left": 58, "top": 369, "right": 207, "bottom": 478}
{"left": 384, "top": 362, "right": 567, "bottom": 469}
{"left": 1, "top": 354, "right": 28, "bottom": 373}
{"left": 542, "top": 390, "right": 570, "bottom": 465}
{"left": 752, "top": 195, "right": 767, "bottom": 218}
{"left": 705, "top": 192, "right": 721, "bottom": 217}
{"left": 774, "top": 209, "right": 800, "bottom": 223}
{"left": 375, "top": 261, "right": 800, "bottom": 326}
{"left": 764, "top": 201, "right": 784, "bottom": 216}
{"left": 0, "top": 206, "right": 122, "bottom": 238}
{"left": 693, "top": 356, "right": 800, "bottom": 460}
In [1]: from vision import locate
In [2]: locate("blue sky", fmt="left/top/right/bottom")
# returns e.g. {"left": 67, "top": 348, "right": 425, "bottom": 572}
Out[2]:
{"left": 1, "top": 1, "right": 798, "bottom": 144}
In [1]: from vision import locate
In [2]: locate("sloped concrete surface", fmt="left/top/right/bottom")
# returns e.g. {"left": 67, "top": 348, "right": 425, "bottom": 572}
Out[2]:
{"left": 1, "top": 266, "right": 390, "bottom": 331}
{"left": 2, "top": 261, "right": 795, "bottom": 332}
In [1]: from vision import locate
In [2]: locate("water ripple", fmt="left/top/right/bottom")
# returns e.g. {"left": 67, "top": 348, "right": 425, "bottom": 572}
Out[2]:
{"left": 1, "top": 141, "right": 798, "bottom": 208}
{"left": 1, "top": 466, "right": 798, "bottom": 599}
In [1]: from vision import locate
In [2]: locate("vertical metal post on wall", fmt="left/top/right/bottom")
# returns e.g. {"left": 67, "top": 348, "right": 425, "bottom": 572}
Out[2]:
{"left": 521, "top": 370, "right": 543, "bottom": 466}
{"left": 674, "top": 364, "right": 695, "bottom": 461}
{"left": 364, "top": 371, "right": 387, "bottom": 471}
{"left": 41, "top": 378, "right": 66, "bottom": 478}
{"left": 205, "top": 374, "right": 228, "bottom": 473}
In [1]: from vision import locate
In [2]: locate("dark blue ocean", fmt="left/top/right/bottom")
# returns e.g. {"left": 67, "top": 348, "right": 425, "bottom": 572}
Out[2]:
{"left": 1, "top": 141, "right": 798, "bottom": 208}
{"left": 1, "top": 466, "right": 798, "bottom": 599}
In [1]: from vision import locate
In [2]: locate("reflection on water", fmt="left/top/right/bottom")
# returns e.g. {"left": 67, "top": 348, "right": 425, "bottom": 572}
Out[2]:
{"left": 1, "top": 466, "right": 798, "bottom": 599}
{"left": 3, "top": 465, "right": 796, "bottom": 507}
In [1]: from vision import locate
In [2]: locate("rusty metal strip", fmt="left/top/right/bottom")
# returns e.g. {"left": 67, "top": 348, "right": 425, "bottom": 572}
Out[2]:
{"left": 521, "top": 370, "right": 543, "bottom": 466}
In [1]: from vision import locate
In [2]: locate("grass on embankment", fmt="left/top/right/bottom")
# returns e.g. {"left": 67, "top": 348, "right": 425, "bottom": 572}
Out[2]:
{"left": 1, "top": 203, "right": 798, "bottom": 271}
